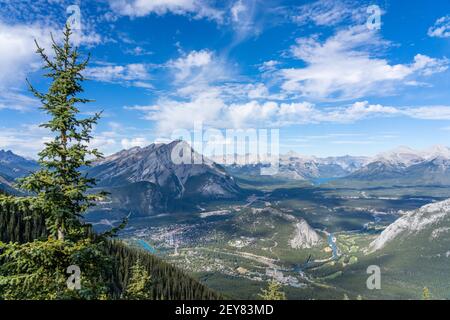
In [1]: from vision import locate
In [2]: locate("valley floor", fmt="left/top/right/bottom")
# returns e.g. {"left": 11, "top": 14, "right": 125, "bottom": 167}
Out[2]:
{"left": 92, "top": 181, "right": 450, "bottom": 300}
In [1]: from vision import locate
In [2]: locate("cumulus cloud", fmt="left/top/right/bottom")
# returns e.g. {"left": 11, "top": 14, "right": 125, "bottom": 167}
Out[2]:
{"left": 121, "top": 137, "right": 151, "bottom": 149}
{"left": 0, "top": 15, "right": 106, "bottom": 87}
{"left": 166, "top": 49, "right": 235, "bottom": 98}
{"left": 280, "top": 26, "right": 449, "bottom": 101}
{"left": 108, "top": 0, "right": 223, "bottom": 21}
{"left": 0, "top": 18, "right": 104, "bottom": 114}
{"left": 127, "top": 87, "right": 450, "bottom": 135}
{"left": 131, "top": 89, "right": 226, "bottom": 133}
{"left": 169, "top": 50, "right": 213, "bottom": 82}
{"left": 0, "top": 22, "right": 54, "bottom": 88}
{"left": 84, "top": 63, "right": 152, "bottom": 87}
{"left": 428, "top": 16, "right": 450, "bottom": 38}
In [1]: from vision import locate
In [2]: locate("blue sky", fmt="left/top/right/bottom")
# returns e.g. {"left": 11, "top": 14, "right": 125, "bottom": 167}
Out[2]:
{"left": 0, "top": 0, "right": 449, "bottom": 158}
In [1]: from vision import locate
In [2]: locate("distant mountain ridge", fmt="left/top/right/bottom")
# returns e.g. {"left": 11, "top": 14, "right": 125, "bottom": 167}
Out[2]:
{"left": 214, "top": 145, "right": 450, "bottom": 185}
{"left": 213, "top": 152, "right": 369, "bottom": 180}
{"left": 0, "top": 150, "right": 39, "bottom": 193}
{"left": 0, "top": 149, "right": 38, "bottom": 179}
{"left": 347, "top": 145, "right": 450, "bottom": 185}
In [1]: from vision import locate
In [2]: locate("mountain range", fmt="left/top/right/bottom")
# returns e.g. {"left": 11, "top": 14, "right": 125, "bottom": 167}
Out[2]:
{"left": 2, "top": 143, "right": 450, "bottom": 215}
{"left": 216, "top": 145, "right": 450, "bottom": 186}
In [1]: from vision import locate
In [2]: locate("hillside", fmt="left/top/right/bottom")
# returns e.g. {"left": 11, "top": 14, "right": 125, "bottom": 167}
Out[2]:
{"left": 369, "top": 199, "right": 450, "bottom": 252}
{"left": 329, "top": 199, "right": 450, "bottom": 299}
{"left": 0, "top": 193, "right": 221, "bottom": 300}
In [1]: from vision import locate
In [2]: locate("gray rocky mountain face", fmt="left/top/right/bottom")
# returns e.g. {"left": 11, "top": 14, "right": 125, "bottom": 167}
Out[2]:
{"left": 87, "top": 140, "right": 240, "bottom": 216}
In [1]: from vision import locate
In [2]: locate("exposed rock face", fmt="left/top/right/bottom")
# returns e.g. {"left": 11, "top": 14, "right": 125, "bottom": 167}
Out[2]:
{"left": 289, "top": 219, "right": 321, "bottom": 249}
{"left": 87, "top": 140, "right": 240, "bottom": 216}
{"left": 369, "top": 199, "right": 450, "bottom": 252}
{"left": 90, "top": 140, "right": 240, "bottom": 198}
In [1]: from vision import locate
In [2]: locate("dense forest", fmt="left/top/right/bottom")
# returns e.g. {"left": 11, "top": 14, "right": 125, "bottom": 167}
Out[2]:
{"left": 0, "top": 190, "right": 221, "bottom": 300}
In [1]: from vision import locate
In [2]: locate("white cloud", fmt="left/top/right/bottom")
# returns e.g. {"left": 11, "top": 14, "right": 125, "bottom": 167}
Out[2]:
{"left": 281, "top": 26, "right": 449, "bottom": 101}
{"left": 0, "top": 22, "right": 53, "bottom": 88}
{"left": 169, "top": 50, "right": 213, "bottom": 82}
{"left": 125, "top": 46, "right": 153, "bottom": 56}
{"left": 292, "top": 0, "right": 365, "bottom": 26}
{"left": 129, "top": 92, "right": 450, "bottom": 135}
{"left": 405, "top": 106, "right": 450, "bottom": 120}
{"left": 0, "top": 20, "right": 103, "bottom": 92}
{"left": 231, "top": 0, "right": 247, "bottom": 22}
{"left": 166, "top": 49, "right": 235, "bottom": 98}
{"left": 258, "top": 60, "right": 280, "bottom": 73}
{"left": 229, "top": 0, "right": 255, "bottom": 40}
{"left": 428, "top": 16, "right": 450, "bottom": 38}
{"left": 84, "top": 63, "right": 152, "bottom": 87}
{"left": 412, "top": 54, "right": 449, "bottom": 76}
{"left": 0, "top": 91, "right": 39, "bottom": 111}
{"left": 108, "top": 0, "right": 223, "bottom": 21}
{"left": 71, "top": 30, "right": 103, "bottom": 47}
{"left": 228, "top": 0, "right": 278, "bottom": 45}
{"left": 121, "top": 137, "right": 151, "bottom": 149}
{"left": 0, "top": 124, "right": 52, "bottom": 158}
{"left": 247, "top": 83, "right": 270, "bottom": 99}
{"left": 324, "top": 101, "right": 399, "bottom": 122}
{"left": 136, "top": 89, "right": 226, "bottom": 133}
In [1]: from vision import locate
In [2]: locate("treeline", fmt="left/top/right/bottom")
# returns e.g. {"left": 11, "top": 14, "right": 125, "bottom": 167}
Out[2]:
{"left": 107, "top": 241, "right": 221, "bottom": 300}
{"left": 0, "top": 195, "right": 47, "bottom": 243}
{"left": 0, "top": 193, "right": 221, "bottom": 300}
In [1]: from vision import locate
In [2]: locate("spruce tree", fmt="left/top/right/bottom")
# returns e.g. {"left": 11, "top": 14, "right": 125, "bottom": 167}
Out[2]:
{"left": 258, "top": 280, "right": 287, "bottom": 300}
{"left": 123, "top": 259, "right": 152, "bottom": 300}
{"left": 0, "top": 24, "right": 111, "bottom": 300}
{"left": 18, "top": 23, "right": 103, "bottom": 240}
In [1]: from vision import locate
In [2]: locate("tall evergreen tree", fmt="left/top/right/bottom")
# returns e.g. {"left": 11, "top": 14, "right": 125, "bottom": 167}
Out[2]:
{"left": 258, "top": 280, "right": 287, "bottom": 300}
{"left": 0, "top": 24, "right": 112, "bottom": 300}
{"left": 123, "top": 259, "right": 152, "bottom": 300}
{"left": 18, "top": 23, "right": 103, "bottom": 240}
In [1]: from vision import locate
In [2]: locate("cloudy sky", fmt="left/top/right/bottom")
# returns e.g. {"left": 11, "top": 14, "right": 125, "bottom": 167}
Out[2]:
{"left": 0, "top": 0, "right": 449, "bottom": 158}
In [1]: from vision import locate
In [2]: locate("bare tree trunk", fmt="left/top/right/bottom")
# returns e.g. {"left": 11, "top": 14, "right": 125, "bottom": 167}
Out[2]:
{"left": 58, "top": 227, "right": 65, "bottom": 241}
